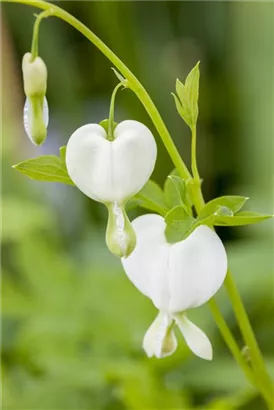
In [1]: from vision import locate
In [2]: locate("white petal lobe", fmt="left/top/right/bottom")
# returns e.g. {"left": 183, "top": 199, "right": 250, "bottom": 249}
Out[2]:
{"left": 143, "top": 312, "right": 177, "bottom": 358}
{"left": 23, "top": 97, "right": 49, "bottom": 143}
{"left": 174, "top": 314, "right": 213, "bottom": 360}
{"left": 122, "top": 214, "right": 170, "bottom": 309}
{"left": 121, "top": 215, "right": 227, "bottom": 312}
{"left": 169, "top": 225, "right": 227, "bottom": 312}
{"left": 65, "top": 120, "right": 157, "bottom": 203}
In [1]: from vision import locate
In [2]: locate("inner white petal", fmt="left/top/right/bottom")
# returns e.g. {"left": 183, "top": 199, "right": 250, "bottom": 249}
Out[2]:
{"left": 113, "top": 201, "right": 126, "bottom": 254}
{"left": 174, "top": 313, "right": 213, "bottom": 361}
{"left": 143, "top": 311, "right": 177, "bottom": 358}
{"left": 23, "top": 97, "right": 49, "bottom": 140}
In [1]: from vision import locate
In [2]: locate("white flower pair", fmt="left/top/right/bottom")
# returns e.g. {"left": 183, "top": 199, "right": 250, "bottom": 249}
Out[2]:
{"left": 22, "top": 49, "right": 227, "bottom": 359}
{"left": 64, "top": 119, "right": 228, "bottom": 360}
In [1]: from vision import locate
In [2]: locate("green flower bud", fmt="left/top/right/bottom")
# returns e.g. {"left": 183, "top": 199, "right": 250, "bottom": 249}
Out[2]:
{"left": 22, "top": 52, "right": 47, "bottom": 96}
{"left": 22, "top": 53, "right": 48, "bottom": 145}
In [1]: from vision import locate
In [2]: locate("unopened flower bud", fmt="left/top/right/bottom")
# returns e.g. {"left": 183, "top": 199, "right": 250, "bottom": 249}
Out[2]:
{"left": 22, "top": 52, "right": 47, "bottom": 96}
{"left": 22, "top": 52, "right": 48, "bottom": 145}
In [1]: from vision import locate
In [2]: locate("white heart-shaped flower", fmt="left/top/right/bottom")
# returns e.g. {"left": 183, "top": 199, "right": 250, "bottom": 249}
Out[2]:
{"left": 122, "top": 214, "right": 227, "bottom": 359}
{"left": 66, "top": 120, "right": 157, "bottom": 258}
{"left": 65, "top": 120, "right": 157, "bottom": 204}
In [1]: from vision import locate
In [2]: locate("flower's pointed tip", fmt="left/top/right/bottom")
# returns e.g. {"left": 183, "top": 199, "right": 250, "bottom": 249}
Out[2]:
{"left": 142, "top": 312, "right": 177, "bottom": 359}
{"left": 174, "top": 313, "right": 213, "bottom": 361}
{"left": 106, "top": 203, "right": 136, "bottom": 258}
{"left": 197, "top": 343, "right": 213, "bottom": 361}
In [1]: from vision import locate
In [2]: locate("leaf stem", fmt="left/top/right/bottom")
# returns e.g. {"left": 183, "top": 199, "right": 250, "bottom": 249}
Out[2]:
{"left": 191, "top": 124, "right": 200, "bottom": 182}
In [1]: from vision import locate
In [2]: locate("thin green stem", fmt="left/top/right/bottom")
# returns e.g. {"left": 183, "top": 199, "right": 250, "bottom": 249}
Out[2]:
{"left": 208, "top": 299, "right": 272, "bottom": 408}
{"left": 30, "top": 9, "right": 53, "bottom": 61}
{"left": 5, "top": 0, "right": 273, "bottom": 405}
{"left": 208, "top": 299, "right": 255, "bottom": 386}
{"left": 225, "top": 271, "right": 273, "bottom": 402}
{"left": 107, "top": 82, "right": 124, "bottom": 140}
{"left": 191, "top": 125, "right": 199, "bottom": 182}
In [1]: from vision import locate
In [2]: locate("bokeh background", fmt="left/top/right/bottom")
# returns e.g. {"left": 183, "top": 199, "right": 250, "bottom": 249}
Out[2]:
{"left": 1, "top": 1, "right": 273, "bottom": 409}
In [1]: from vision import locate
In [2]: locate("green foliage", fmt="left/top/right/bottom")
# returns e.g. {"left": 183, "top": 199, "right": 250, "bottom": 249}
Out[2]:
{"left": 211, "top": 211, "right": 273, "bottom": 227}
{"left": 164, "top": 169, "right": 192, "bottom": 214}
{"left": 199, "top": 196, "right": 249, "bottom": 219}
{"left": 12, "top": 146, "right": 74, "bottom": 185}
{"left": 164, "top": 193, "right": 272, "bottom": 243}
{"left": 127, "top": 180, "right": 168, "bottom": 215}
{"left": 172, "top": 62, "right": 200, "bottom": 128}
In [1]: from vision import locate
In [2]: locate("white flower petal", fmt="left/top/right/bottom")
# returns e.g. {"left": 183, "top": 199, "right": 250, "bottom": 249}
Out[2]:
{"left": 122, "top": 216, "right": 227, "bottom": 312}
{"left": 174, "top": 314, "right": 213, "bottom": 360}
{"left": 169, "top": 225, "right": 227, "bottom": 312}
{"left": 143, "top": 312, "right": 177, "bottom": 358}
{"left": 65, "top": 120, "right": 157, "bottom": 204}
{"left": 121, "top": 214, "right": 170, "bottom": 309}
{"left": 23, "top": 97, "right": 49, "bottom": 144}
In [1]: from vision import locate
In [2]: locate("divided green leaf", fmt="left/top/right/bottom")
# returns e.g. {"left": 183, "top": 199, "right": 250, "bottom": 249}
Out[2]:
{"left": 173, "top": 61, "right": 200, "bottom": 128}
{"left": 164, "top": 170, "right": 192, "bottom": 212}
{"left": 199, "top": 196, "right": 249, "bottom": 219}
{"left": 126, "top": 180, "right": 168, "bottom": 216}
{"left": 165, "top": 215, "right": 196, "bottom": 244}
{"left": 213, "top": 211, "right": 273, "bottom": 226}
{"left": 165, "top": 205, "right": 188, "bottom": 224}
{"left": 13, "top": 148, "right": 74, "bottom": 185}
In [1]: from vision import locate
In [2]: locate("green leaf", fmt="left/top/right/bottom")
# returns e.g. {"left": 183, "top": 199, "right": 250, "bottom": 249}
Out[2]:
{"left": 173, "top": 61, "right": 200, "bottom": 128}
{"left": 126, "top": 180, "right": 168, "bottom": 216}
{"left": 164, "top": 170, "right": 192, "bottom": 213}
{"left": 213, "top": 211, "right": 273, "bottom": 226}
{"left": 199, "top": 196, "right": 249, "bottom": 219}
{"left": 165, "top": 205, "right": 188, "bottom": 224}
{"left": 165, "top": 215, "right": 196, "bottom": 243}
{"left": 13, "top": 153, "right": 74, "bottom": 185}
{"left": 185, "top": 61, "right": 200, "bottom": 124}
{"left": 171, "top": 93, "right": 191, "bottom": 128}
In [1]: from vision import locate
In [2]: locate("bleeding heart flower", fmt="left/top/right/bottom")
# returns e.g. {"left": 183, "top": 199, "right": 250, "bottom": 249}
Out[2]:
{"left": 66, "top": 120, "right": 157, "bottom": 257}
{"left": 122, "top": 214, "right": 227, "bottom": 360}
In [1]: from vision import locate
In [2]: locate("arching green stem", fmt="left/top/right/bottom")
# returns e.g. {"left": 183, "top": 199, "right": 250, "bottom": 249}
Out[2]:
{"left": 30, "top": 9, "right": 53, "bottom": 61}
{"left": 107, "top": 82, "right": 125, "bottom": 140}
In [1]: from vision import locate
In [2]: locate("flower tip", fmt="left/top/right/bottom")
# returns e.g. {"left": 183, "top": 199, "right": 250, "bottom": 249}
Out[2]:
{"left": 106, "top": 203, "right": 136, "bottom": 258}
{"left": 142, "top": 312, "right": 177, "bottom": 359}
{"left": 23, "top": 97, "right": 49, "bottom": 145}
{"left": 174, "top": 314, "right": 213, "bottom": 361}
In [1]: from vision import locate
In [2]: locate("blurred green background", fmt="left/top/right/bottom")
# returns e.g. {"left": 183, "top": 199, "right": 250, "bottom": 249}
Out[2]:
{"left": 1, "top": 1, "right": 273, "bottom": 409}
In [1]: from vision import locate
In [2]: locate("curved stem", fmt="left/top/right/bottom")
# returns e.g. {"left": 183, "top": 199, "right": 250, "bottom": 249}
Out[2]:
{"left": 30, "top": 9, "right": 53, "bottom": 61}
{"left": 108, "top": 82, "right": 124, "bottom": 140}
{"left": 5, "top": 0, "right": 273, "bottom": 405}
{"left": 208, "top": 299, "right": 272, "bottom": 408}
{"left": 191, "top": 125, "right": 200, "bottom": 182}
{"left": 208, "top": 299, "right": 255, "bottom": 385}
